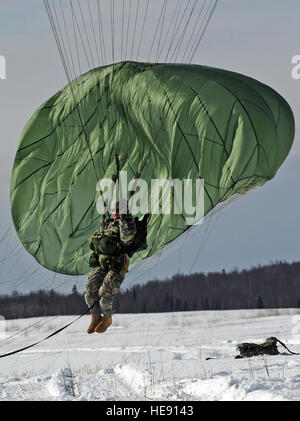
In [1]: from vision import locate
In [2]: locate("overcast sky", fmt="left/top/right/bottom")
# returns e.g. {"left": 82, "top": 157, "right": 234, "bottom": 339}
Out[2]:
{"left": 0, "top": 0, "right": 299, "bottom": 294}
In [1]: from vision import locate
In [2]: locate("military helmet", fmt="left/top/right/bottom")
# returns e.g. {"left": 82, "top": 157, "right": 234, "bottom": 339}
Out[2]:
{"left": 109, "top": 198, "right": 129, "bottom": 215}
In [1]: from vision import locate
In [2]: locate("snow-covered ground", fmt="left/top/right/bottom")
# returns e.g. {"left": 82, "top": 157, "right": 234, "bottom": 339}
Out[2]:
{"left": 0, "top": 309, "right": 300, "bottom": 401}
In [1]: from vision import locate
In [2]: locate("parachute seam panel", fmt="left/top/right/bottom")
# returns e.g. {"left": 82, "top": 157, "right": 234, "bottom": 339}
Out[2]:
{"left": 186, "top": 83, "right": 237, "bottom": 188}
{"left": 150, "top": 67, "right": 218, "bottom": 212}
{"left": 205, "top": 173, "right": 269, "bottom": 192}
{"left": 212, "top": 79, "right": 271, "bottom": 171}
{"left": 69, "top": 198, "right": 95, "bottom": 238}
{"left": 14, "top": 93, "right": 106, "bottom": 192}
{"left": 149, "top": 65, "right": 199, "bottom": 172}
{"left": 228, "top": 76, "right": 279, "bottom": 126}
{"left": 188, "top": 84, "right": 230, "bottom": 157}
{"left": 12, "top": 162, "right": 52, "bottom": 191}
{"left": 239, "top": 98, "right": 279, "bottom": 126}
{"left": 14, "top": 96, "right": 102, "bottom": 191}
{"left": 161, "top": 87, "right": 199, "bottom": 173}
{"left": 17, "top": 64, "right": 127, "bottom": 153}
{"left": 17, "top": 149, "right": 104, "bottom": 261}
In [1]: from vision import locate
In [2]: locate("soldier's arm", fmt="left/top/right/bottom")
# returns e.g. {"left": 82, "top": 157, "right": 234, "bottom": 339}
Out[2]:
{"left": 89, "top": 231, "right": 100, "bottom": 251}
{"left": 89, "top": 235, "right": 95, "bottom": 251}
{"left": 119, "top": 215, "right": 137, "bottom": 245}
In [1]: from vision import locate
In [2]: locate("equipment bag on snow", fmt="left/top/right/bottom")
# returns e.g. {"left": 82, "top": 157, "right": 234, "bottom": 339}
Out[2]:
{"left": 235, "top": 337, "right": 298, "bottom": 358}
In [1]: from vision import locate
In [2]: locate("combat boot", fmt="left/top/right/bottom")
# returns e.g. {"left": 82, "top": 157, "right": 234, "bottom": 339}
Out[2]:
{"left": 87, "top": 314, "right": 103, "bottom": 334}
{"left": 95, "top": 315, "right": 112, "bottom": 333}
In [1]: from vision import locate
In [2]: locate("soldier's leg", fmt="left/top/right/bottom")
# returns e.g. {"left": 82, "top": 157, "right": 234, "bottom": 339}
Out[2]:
{"left": 85, "top": 266, "right": 107, "bottom": 314}
{"left": 99, "top": 268, "right": 126, "bottom": 316}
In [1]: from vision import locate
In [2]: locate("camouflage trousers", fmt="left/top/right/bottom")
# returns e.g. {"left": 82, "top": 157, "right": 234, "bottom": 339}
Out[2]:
{"left": 85, "top": 259, "right": 126, "bottom": 316}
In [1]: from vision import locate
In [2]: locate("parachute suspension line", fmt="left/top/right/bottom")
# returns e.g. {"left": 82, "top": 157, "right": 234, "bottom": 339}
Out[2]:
{"left": 58, "top": 0, "right": 79, "bottom": 84}
{"left": 1, "top": 266, "right": 39, "bottom": 290}
{"left": 188, "top": 199, "right": 229, "bottom": 275}
{"left": 0, "top": 267, "right": 85, "bottom": 348}
{"left": 178, "top": 246, "right": 182, "bottom": 274}
{"left": 54, "top": 0, "right": 91, "bottom": 128}
{"left": 92, "top": 0, "right": 108, "bottom": 179}
{"left": 188, "top": 207, "right": 219, "bottom": 274}
{"left": 96, "top": 0, "right": 107, "bottom": 64}
{"left": 162, "top": 0, "right": 184, "bottom": 62}
{"left": 155, "top": 0, "right": 168, "bottom": 62}
{"left": 124, "top": 0, "right": 132, "bottom": 60}
{"left": 56, "top": 0, "right": 89, "bottom": 129}
{"left": 121, "top": 0, "right": 125, "bottom": 62}
{"left": 57, "top": 2, "right": 109, "bottom": 165}
{"left": 46, "top": 0, "right": 219, "bottom": 84}
{"left": 110, "top": 0, "right": 118, "bottom": 101}
{"left": 0, "top": 272, "right": 81, "bottom": 350}
{"left": 72, "top": 0, "right": 108, "bottom": 136}
{"left": 125, "top": 223, "right": 190, "bottom": 290}
{"left": 41, "top": 1, "right": 219, "bottom": 279}
{"left": 147, "top": 0, "right": 168, "bottom": 62}
{"left": 74, "top": 0, "right": 109, "bottom": 138}
{"left": 188, "top": 194, "right": 242, "bottom": 274}
{"left": 127, "top": 209, "right": 213, "bottom": 289}
{"left": 67, "top": 0, "right": 100, "bottom": 145}
{"left": 126, "top": 197, "right": 237, "bottom": 288}
{"left": 69, "top": 1, "right": 82, "bottom": 76}
{"left": 0, "top": 315, "right": 60, "bottom": 348}
{"left": 130, "top": 0, "right": 140, "bottom": 60}
{"left": 45, "top": 0, "right": 220, "bottom": 100}
{"left": 180, "top": 0, "right": 208, "bottom": 63}
{"left": 1, "top": 267, "right": 49, "bottom": 298}
{"left": 110, "top": 0, "right": 115, "bottom": 64}
{"left": 156, "top": 0, "right": 181, "bottom": 62}
{"left": 44, "top": 0, "right": 99, "bottom": 182}
{"left": 170, "top": 0, "right": 207, "bottom": 63}
{"left": 188, "top": 0, "right": 219, "bottom": 63}
{"left": 72, "top": 0, "right": 109, "bottom": 128}
{"left": 0, "top": 237, "right": 83, "bottom": 346}
{"left": 0, "top": 246, "right": 23, "bottom": 266}
{"left": 125, "top": 202, "right": 205, "bottom": 289}
{"left": 0, "top": 224, "right": 13, "bottom": 248}
{"left": 87, "top": 0, "right": 101, "bottom": 67}
{"left": 0, "top": 253, "right": 58, "bottom": 291}
{"left": 69, "top": 1, "right": 96, "bottom": 80}
{"left": 170, "top": 0, "right": 199, "bottom": 63}
{"left": 50, "top": 0, "right": 75, "bottom": 83}
{"left": 46, "top": 0, "right": 112, "bottom": 223}
{"left": 0, "top": 225, "right": 14, "bottom": 281}
{"left": 136, "top": 0, "right": 149, "bottom": 61}
{"left": 76, "top": 0, "right": 96, "bottom": 69}
{"left": 53, "top": 0, "right": 85, "bottom": 116}
{"left": 164, "top": 0, "right": 192, "bottom": 63}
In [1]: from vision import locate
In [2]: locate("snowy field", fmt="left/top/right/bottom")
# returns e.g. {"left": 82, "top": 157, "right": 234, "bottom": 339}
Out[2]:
{"left": 0, "top": 308, "right": 300, "bottom": 401}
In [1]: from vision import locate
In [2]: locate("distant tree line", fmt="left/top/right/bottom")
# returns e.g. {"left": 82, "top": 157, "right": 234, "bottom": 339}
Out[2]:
{"left": 1, "top": 261, "right": 300, "bottom": 319}
{"left": 0, "top": 286, "right": 86, "bottom": 320}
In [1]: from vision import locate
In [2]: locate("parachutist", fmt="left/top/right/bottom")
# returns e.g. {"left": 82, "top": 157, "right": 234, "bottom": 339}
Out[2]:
{"left": 85, "top": 200, "right": 148, "bottom": 334}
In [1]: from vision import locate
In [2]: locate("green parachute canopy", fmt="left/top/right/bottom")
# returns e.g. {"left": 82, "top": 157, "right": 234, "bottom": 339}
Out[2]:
{"left": 10, "top": 62, "right": 295, "bottom": 275}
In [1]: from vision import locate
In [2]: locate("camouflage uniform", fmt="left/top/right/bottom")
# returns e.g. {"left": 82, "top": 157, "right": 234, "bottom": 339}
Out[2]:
{"left": 85, "top": 214, "right": 136, "bottom": 316}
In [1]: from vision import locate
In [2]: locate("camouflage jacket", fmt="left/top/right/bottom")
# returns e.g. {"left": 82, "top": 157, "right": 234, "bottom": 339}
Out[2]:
{"left": 89, "top": 214, "right": 137, "bottom": 257}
